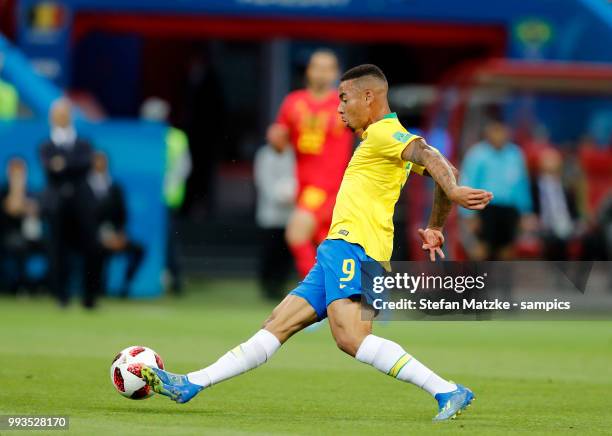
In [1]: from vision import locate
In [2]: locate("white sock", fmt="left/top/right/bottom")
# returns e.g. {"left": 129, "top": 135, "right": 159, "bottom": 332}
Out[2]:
{"left": 355, "top": 334, "right": 456, "bottom": 396}
{"left": 187, "top": 329, "right": 281, "bottom": 387}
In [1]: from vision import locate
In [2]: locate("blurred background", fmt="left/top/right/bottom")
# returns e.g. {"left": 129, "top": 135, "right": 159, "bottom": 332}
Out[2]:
{"left": 0, "top": 0, "right": 610, "bottom": 306}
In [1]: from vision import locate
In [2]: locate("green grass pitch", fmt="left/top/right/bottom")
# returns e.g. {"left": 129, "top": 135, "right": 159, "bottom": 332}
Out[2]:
{"left": 1, "top": 279, "right": 611, "bottom": 435}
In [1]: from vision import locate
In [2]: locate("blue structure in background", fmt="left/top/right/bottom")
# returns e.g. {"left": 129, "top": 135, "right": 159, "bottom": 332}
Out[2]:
{"left": 13, "top": 0, "right": 612, "bottom": 86}
{"left": 0, "top": 34, "right": 167, "bottom": 298}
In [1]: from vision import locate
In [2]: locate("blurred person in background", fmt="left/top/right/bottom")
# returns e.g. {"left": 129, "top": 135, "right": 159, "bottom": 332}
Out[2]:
{"left": 530, "top": 148, "right": 581, "bottom": 260}
{"left": 40, "top": 98, "right": 102, "bottom": 308}
{"left": 88, "top": 151, "right": 145, "bottom": 298}
{"left": 599, "top": 197, "right": 612, "bottom": 262}
{"left": 184, "top": 53, "right": 225, "bottom": 218}
{"left": 267, "top": 49, "right": 353, "bottom": 278}
{"left": 141, "top": 97, "right": 192, "bottom": 295}
{"left": 460, "top": 120, "right": 535, "bottom": 260}
{"left": 254, "top": 130, "right": 296, "bottom": 300}
{"left": 0, "top": 158, "right": 43, "bottom": 294}
{"left": 581, "top": 194, "right": 612, "bottom": 262}
{"left": 0, "top": 54, "right": 18, "bottom": 119}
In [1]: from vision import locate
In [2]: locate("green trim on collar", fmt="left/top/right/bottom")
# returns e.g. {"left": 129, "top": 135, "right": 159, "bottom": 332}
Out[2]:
{"left": 382, "top": 112, "right": 398, "bottom": 120}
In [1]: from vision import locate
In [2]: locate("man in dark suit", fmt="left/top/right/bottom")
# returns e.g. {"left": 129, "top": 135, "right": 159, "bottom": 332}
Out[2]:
{"left": 88, "top": 151, "right": 144, "bottom": 297}
{"left": 39, "top": 98, "right": 102, "bottom": 308}
{"left": 531, "top": 148, "right": 580, "bottom": 260}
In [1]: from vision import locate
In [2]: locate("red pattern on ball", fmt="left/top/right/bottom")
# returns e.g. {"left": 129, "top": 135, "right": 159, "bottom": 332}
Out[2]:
{"left": 127, "top": 363, "right": 143, "bottom": 378}
{"left": 113, "top": 367, "right": 125, "bottom": 392}
{"left": 155, "top": 353, "right": 164, "bottom": 369}
{"left": 129, "top": 346, "right": 146, "bottom": 357}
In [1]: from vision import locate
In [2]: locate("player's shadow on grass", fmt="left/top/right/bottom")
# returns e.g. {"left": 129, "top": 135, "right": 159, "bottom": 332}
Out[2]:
{"left": 102, "top": 405, "right": 212, "bottom": 415}
{"left": 102, "top": 405, "right": 271, "bottom": 419}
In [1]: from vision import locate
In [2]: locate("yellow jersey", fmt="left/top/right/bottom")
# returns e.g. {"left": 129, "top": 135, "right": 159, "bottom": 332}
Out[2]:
{"left": 327, "top": 112, "right": 425, "bottom": 261}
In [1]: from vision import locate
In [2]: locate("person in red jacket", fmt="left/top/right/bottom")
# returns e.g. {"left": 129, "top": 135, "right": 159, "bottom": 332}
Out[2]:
{"left": 267, "top": 49, "right": 353, "bottom": 277}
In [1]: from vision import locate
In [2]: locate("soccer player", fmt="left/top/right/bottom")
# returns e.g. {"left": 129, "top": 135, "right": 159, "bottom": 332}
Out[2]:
{"left": 267, "top": 49, "right": 353, "bottom": 277}
{"left": 142, "top": 65, "right": 493, "bottom": 421}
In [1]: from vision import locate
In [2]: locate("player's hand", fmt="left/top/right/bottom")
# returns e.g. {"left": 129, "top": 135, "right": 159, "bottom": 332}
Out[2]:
{"left": 50, "top": 155, "right": 66, "bottom": 172}
{"left": 418, "top": 228, "right": 445, "bottom": 262}
{"left": 520, "top": 213, "right": 539, "bottom": 233}
{"left": 449, "top": 186, "right": 493, "bottom": 210}
{"left": 266, "top": 124, "right": 289, "bottom": 152}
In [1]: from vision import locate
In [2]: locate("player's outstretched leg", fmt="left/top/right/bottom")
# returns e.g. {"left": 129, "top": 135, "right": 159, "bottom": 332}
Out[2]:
{"left": 142, "top": 295, "right": 318, "bottom": 403}
{"left": 327, "top": 298, "right": 475, "bottom": 421}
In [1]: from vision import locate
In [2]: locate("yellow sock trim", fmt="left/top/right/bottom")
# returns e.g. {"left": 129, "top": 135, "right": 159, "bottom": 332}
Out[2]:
{"left": 388, "top": 353, "right": 412, "bottom": 378}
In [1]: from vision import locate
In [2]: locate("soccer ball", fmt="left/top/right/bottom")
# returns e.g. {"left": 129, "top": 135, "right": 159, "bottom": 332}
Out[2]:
{"left": 110, "top": 346, "right": 164, "bottom": 400}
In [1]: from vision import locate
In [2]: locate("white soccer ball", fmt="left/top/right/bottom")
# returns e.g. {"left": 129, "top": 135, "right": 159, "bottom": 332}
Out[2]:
{"left": 110, "top": 345, "right": 165, "bottom": 400}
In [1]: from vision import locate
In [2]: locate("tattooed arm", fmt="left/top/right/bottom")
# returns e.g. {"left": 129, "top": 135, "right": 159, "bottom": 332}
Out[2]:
{"left": 401, "top": 138, "right": 492, "bottom": 211}
{"left": 428, "top": 172, "right": 455, "bottom": 230}
{"left": 402, "top": 138, "right": 492, "bottom": 261}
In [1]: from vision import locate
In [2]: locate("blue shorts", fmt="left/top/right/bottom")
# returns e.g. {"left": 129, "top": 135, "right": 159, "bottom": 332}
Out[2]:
{"left": 289, "top": 239, "right": 376, "bottom": 320}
